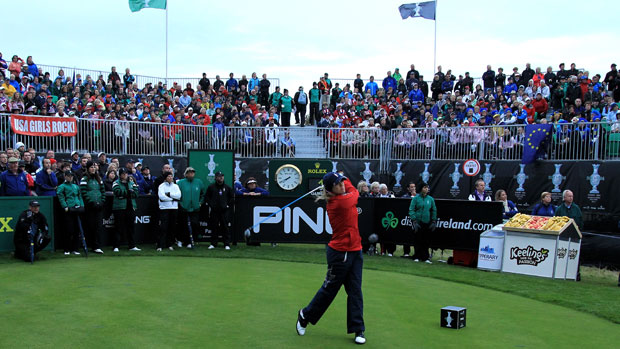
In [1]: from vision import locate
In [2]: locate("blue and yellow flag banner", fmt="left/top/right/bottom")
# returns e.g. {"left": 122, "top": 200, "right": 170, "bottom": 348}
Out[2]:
{"left": 522, "top": 124, "right": 553, "bottom": 164}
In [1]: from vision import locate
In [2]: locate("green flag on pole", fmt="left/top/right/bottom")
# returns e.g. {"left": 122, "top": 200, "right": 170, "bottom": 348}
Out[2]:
{"left": 129, "top": 0, "right": 167, "bottom": 12}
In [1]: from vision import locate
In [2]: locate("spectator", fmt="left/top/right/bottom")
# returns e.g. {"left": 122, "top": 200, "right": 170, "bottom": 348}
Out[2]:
{"left": 400, "top": 182, "right": 417, "bottom": 198}
{"left": 357, "top": 180, "right": 370, "bottom": 197}
{"left": 139, "top": 166, "right": 154, "bottom": 195}
{"left": 294, "top": 86, "right": 308, "bottom": 126}
{"left": 281, "top": 131, "right": 296, "bottom": 157}
{"left": 80, "top": 161, "right": 105, "bottom": 254}
{"left": 369, "top": 181, "right": 380, "bottom": 197}
{"left": 112, "top": 168, "right": 141, "bottom": 252}
{"left": 259, "top": 74, "right": 271, "bottom": 106}
{"left": 123, "top": 68, "right": 135, "bottom": 87}
{"left": 35, "top": 158, "right": 58, "bottom": 196}
{"left": 408, "top": 183, "right": 437, "bottom": 263}
{"left": 382, "top": 71, "right": 397, "bottom": 92}
{"left": 468, "top": 179, "right": 491, "bottom": 201}
{"left": 13, "top": 200, "right": 51, "bottom": 262}
{"left": 103, "top": 168, "right": 117, "bottom": 193}
{"left": 0, "top": 157, "right": 30, "bottom": 196}
{"left": 237, "top": 177, "right": 269, "bottom": 197}
{"left": 482, "top": 65, "right": 495, "bottom": 91}
{"left": 226, "top": 72, "right": 238, "bottom": 92}
{"left": 206, "top": 171, "right": 233, "bottom": 250}
{"left": 177, "top": 167, "right": 206, "bottom": 249}
{"left": 377, "top": 184, "right": 394, "bottom": 198}
{"left": 280, "top": 89, "right": 293, "bottom": 127}
{"left": 56, "top": 171, "right": 84, "bottom": 255}
{"left": 554, "top": 190, "right": 583, "bottom": 230}
{"left": 108, "top": 66, "right": 120, "bottom": 85}
{"left": 157, "top": 171, "right": 181, "bottom": 252}
{"left": 0, "top": 152, "right": 7, "bottom": 172}
{"left": 495, "top": 189, "right": 518, "bottom": 219}
{"left": 309, "top": 82, "right": 321, "bottom": 125}
{"left": 365, "top": 76, "right": 378, "bottom": 96}
{"left": 199, "top": 72, "right": 211, "bottom": 92}
{"left": 531, "top": 192, "right": 555, "bottom": 217}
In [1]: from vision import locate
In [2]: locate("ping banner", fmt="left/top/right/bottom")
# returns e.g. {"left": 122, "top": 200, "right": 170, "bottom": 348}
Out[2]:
{"left": 234, "top": 196, "right": 502, "bottom": 250}
{"left": 10, "top": 114, "right": 78, "bottom": 137}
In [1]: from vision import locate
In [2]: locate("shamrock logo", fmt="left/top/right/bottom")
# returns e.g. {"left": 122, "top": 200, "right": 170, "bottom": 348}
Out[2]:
{"left": 381, "top": 211, "right": 398, "bottom": 229}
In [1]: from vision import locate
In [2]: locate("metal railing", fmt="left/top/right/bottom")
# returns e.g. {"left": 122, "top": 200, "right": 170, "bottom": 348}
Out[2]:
{"left": 2, "top": 114, "right": 618, "bottom": 162}
{"left": 36, "top": 64, "right": 280, "bottom": 93}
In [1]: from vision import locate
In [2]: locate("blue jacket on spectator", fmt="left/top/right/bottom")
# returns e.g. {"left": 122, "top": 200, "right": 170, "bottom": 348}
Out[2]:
{"left": 71, "top": 160, "right": 81, "bottom": 172}
{"left": 249, "top": 77, "right": 259, "bottom": 92}
{"left": 226, "top": 78, "right": 238, "bottom": 91}
{"left": 365, "top": 81, "right": 378, "bottom": 96}
{"left": 502, "top": 200, "right": 518, "bottom": 219}
{"left": 237, "top": 186, "right": 270, "bottom": 196}
{"left": 138, "top": 175, "right": 153, "bottom": 195}
{"left": 441, "top": 80, "right": 454, "bottom": 93}
{"left": 0, "top": 170, "right": 30, "bottom": 196}
{"left": 504, "top": 83, "right": 517, "bottom": 95}
{"left": 382, "top": 76, "right": 397, "bottom": 91}
{"left": 35, "top": 169, "right": 58, "bottom": 196}
{"left": 28, "top": 63, "right": 39, "bottom": 77}
{"left": 531, "top": 203, "right": 555, "bottom": 217}
{"left": 408, "top": 89, "right": 424, "bottom": 103}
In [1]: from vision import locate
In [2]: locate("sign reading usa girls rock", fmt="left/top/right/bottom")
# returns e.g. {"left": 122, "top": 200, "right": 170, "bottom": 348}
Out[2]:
{"left": 10, "top": 114, "right": 78, "bottom": 137}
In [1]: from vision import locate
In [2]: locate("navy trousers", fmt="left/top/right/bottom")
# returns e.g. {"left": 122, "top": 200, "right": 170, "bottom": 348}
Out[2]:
{"left": 303, "top": 246, "right": 365, "bottom": 334}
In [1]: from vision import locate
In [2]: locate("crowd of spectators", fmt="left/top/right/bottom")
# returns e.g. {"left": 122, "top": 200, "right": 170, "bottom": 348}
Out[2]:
{"left": 1, "top": 52, "right": 620, "bottom": 160}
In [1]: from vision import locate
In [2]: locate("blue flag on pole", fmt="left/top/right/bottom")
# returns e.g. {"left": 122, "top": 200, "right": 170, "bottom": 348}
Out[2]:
{"left": 399, "top": 1, "right": 436, "bottom": 20}
{"left": 522, "top": 124, "right": 553, "bottom": 164}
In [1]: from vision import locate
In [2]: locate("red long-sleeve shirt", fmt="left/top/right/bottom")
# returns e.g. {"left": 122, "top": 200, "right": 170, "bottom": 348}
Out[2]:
{"left": 327, "top": 179, "right": 362, "bottom": 252}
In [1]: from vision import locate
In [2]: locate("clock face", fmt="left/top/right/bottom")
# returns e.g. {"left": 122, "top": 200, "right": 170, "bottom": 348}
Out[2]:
{"left": 276, "top": 165, "right": 302, "bottom": 191}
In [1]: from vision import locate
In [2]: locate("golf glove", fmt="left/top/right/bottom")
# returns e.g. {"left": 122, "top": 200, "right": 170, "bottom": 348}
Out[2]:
{"left": 429, "top": 221, "right": 437, "bottom": 232}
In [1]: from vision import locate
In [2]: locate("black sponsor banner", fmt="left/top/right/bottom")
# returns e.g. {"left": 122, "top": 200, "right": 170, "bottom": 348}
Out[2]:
{"left": 233, "top": 196, "right": 375, "bottom": 244}
{"left": 233, "top": 196, "right": 501, "bottom": 250}
{"left": 372, "top": 198, "right": 503, "bottom": 250}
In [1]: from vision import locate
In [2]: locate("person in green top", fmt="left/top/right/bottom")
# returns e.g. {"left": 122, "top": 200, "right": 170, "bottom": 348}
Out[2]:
{"left": 408, "top": 183, "right": 437, "bottom": 263}
{"left": 269, "top": 86, "right": 283, "bottom": 111}
{"left": 112, "top": 167, "right": 141, "bottom": 252}
{"left": 309, "top": 82, "right": 321, "bottom": 125}
{"left": 280, "top": 89, "right": 294, "bottom": 127}
{"left": 393, "top": 68, "right": 402, "bottom": 83}
{"left": 177, "top": 167, "right": 206, "bottom": 248}
{"left": 80, "top": 161, "right": 105, "bottom": 254}
{"left": 554, "top": 190, "right": 583, "bottom": 230}
{"left": 56, "top": 171, "right": 85, "bottom": 255}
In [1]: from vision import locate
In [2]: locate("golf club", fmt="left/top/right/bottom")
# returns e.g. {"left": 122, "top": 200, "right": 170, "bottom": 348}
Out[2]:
{"left": 187, "top": 216, "right": 195, "bottom": 248}
{"left": 76, "top": 216, "right": 88, "bottom": 258}
{"left": 244, "top": 185, "right": 323, "bottom": 240}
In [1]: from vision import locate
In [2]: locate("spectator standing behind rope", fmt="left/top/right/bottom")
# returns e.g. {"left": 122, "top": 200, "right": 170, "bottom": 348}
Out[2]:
{"left": 296, "top": 172, "right": 366, "bottom": 345}
{"left": 13, "top": 200, "right": 51, "bottom": 262}
{"left": 112, "top": 168, "right": 141, "bottom": 252}
{"left": 206, "top": 171, "right": 233, "bottom": 250}
{"left": 178, "top": 167, "right": 206, "bottom": 249}
{"left": 56, "top": 171, "right": 84, "bottom": 256}
{"left": 554, "top": 190, "right": 583, "bottom": 230}
{"left": 80, "top": 161, "right": 105, "bottom": 254}
{"left": 157, "top": 171, "right": 181, "bottom": 252}
{"left": 531, "top": 192, "right": 556, "bottom": 217}
{"left": 409, "top": 183, "right": 437, "bottom": 264}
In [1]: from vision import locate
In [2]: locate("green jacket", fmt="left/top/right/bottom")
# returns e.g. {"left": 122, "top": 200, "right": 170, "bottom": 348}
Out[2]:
{"left": 80, "top": 176, "right": 105, "bottom": 205}
{"left": 112, "top": 179, "right": 139, "bottom": 211}
{"left": 178, "top": 178, "right": 206, "bottom": 212}
{"left": 57, "top": 182, "right": 84, "bottom": 209}
{"left": 309, "top": 88, "right": 320, "bottom": 103}
{"left": 269, "top": 91, "right": 282, "bottom": 107}
{"left": 554, "top": 203, "right": 583, "bottom": 230}
{"left": 280, "top": 95, "right": 293, "bottom": 113}
{"left": 409, "top": 194, "right": 437, "bottom": 224}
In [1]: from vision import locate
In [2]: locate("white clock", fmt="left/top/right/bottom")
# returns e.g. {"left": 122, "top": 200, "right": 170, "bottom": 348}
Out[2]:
{"left": 275, "top": 164, "right": 302, "bottom": 191}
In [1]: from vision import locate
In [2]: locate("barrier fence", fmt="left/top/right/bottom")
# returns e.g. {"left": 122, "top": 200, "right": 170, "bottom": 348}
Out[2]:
{"left": 1, "top": 114, "right": 619, "bottom": 164}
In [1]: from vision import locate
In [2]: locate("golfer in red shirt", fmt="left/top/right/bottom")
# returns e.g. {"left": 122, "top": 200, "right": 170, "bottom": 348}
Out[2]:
{"left": 296, "top": 172, "right": 366, "bottom": 345}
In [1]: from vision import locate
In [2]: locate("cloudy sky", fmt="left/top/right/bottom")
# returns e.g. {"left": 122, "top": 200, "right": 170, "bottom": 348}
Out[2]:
{"left": 4, "top": 0, "right": 618, "bottom": 89}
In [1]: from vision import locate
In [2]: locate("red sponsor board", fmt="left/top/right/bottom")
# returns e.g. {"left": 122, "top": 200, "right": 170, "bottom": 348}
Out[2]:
{"left": 10, "top": 114, "right": 77, "bottom": 137}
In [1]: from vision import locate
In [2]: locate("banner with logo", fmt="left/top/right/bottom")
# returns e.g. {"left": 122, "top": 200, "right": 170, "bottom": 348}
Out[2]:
{"left": 10, "top": 114, "right": 78, "bottom": 137}
{"left": 188, "top": 150, "right": 234, "bottom": 188}
{"left": 502, "top": 234, "right": 558, "bottom": 278}
{"left": 0, "top": 196, "right": 55, "bottom": 252}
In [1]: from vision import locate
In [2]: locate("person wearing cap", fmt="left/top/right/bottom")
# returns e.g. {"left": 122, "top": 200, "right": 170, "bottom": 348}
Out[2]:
{"left": 112, "top": 167, "right": 141, "bottom": 252}
{"left": 206, "top": 171, "right": 233, "bottom": 250}
{"left": 531, "top": 192, "right": 556, "bottom": 217}
{"left": 80, "top": 161, "right": 105, "bottom": 254}
{"left": 1, "top": 156, "right": 30, "bottom": 196}
{"left": 13, "top": 200, "right": 51, "bottom": 262}
{"left": 56, "top": 171, "right": 85, "bottom": 255}
{"left": 408, "top": 182, "right": 437, "bottom": 263}
{"left": 70, "top": 151, "right": 81, "bottom": 172}
{"left": 35, "top": 158, "right": 58, "bottom": 196}
{"left": 97, "top": 152, "right": 108, "bottom": 178}
{"left": 297, "top": 172, "right": 365, "bottom": 344}
{"left": 237, "top": 177, "right": 269, "bottom": 196}
{"left": 157, "top": 171, "right": 182, "bottom": 252}
{"left": 177, "top": 167, "right": 206, "bottom": 249}
{"left": 139, "top": 166, "right": 154, "bottom": 195}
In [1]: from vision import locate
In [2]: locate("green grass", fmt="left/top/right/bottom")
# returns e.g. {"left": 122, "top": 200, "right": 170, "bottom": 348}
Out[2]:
{"left": 1, "top": 255, "right": 619, "bottom": 348}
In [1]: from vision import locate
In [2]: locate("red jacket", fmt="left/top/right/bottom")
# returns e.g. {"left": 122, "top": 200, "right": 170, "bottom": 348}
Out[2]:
{"left": 532, "top": 98, "right": 548, "bottom": 115}
{"left": 327, "top": 179, "right": 362, "bottom": 252}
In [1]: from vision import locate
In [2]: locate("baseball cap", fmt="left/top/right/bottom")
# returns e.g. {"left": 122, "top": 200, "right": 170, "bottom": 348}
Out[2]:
{"left": 71, "top": 151, "right": 79, "bottom": 157}
{"left": 184, "top": 167, "right": 196, "bottom": 175}
{"left": 29, "top": 200, "right": 40, "bottom": 207}
{"left": 64, "top": 170, "right": 74, "bottom": 177}
{"left": 246, "top": 177, "right": 257, "bottom": 185}
{"left": 98, "top": 152, "right": 105, "bottom": 158}
{"left": 8, "top": 157, "right": 19, "bottom": 163}
{"left": 214, "top": 171, "right": 224, "bottom": 177}
{"left": 322, "top": 172, "right": 346, "bottom": 192}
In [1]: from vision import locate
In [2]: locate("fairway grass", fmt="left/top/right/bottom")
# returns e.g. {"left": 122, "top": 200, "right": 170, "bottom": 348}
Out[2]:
{"left": 1, "top": 256, "right": 619, "bottom": 348}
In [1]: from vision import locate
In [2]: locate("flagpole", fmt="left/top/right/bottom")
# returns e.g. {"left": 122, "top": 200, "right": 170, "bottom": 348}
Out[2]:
{"left": 165, "top": 2, "right": 168, "bottom": 87}
{"left": 433, "top": 0, "right": 437, "bottom": 74}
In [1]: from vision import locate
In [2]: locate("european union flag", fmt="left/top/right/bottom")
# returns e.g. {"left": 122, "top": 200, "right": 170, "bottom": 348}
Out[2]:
{"left": 522, "top": 124, "right": 553, "bottom": 164}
